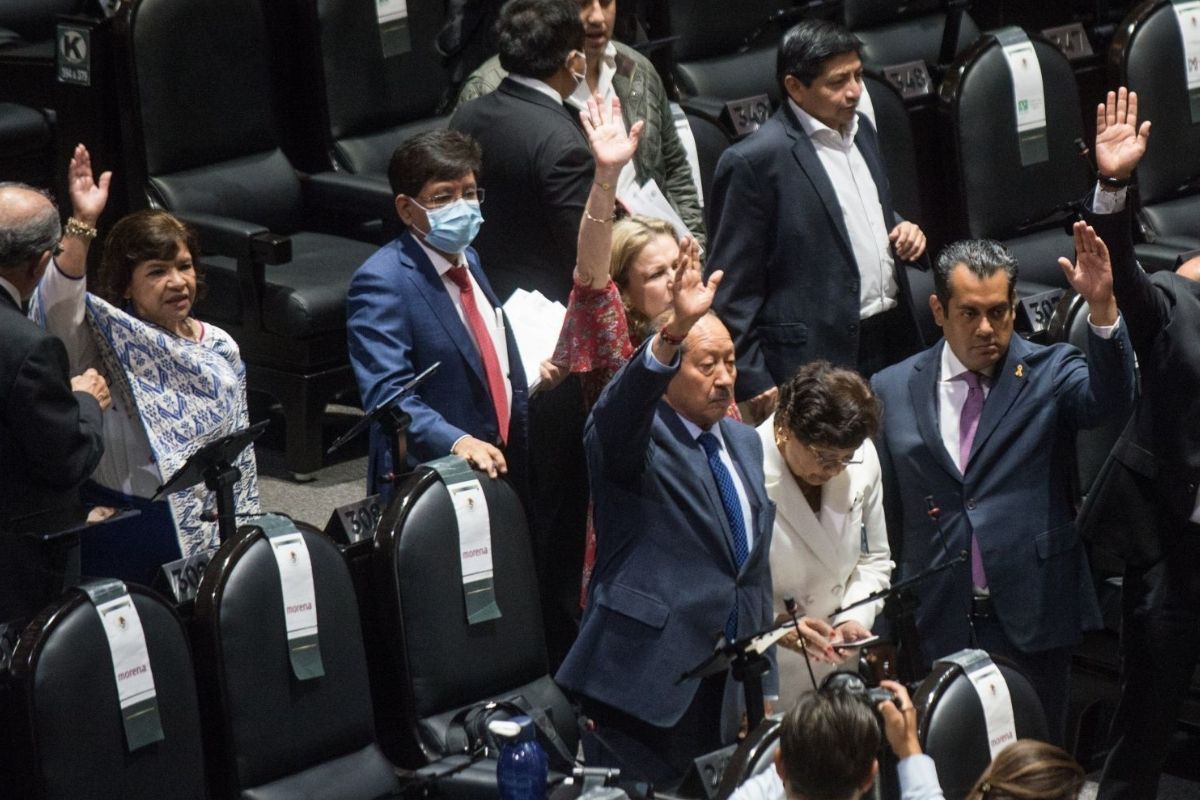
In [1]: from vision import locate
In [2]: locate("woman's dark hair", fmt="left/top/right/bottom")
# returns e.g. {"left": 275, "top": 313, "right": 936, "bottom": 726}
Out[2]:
{"left": 99, "top": 209, "right": 205, "bottom": 308}
{"left": 775, "top": 360, "right": 881, "bottom": 449}
{"left": 496, "top": 0, "right": 584, "bottom": 80}
{"left": 778, "top": 690, "right": 880, "bottom": 800}
{"left": 966, "top": 740, "right": 1085, "bottom": 800}
{"left": 388, "top": 129, "right": 482, "bottom": 199}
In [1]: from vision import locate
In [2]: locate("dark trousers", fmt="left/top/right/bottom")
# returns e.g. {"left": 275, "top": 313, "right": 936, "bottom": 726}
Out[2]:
{"left": 1098, "top": 529, "right": 1200, "bottom": 800}
{"left": 580, "top": 674, "right": 728, "bottom": 792}
{"left": 971, "top": 614, "right": 1073, "bottom": 747}
{"left": 857, "top": 305, "right": 921, "bottom": 379}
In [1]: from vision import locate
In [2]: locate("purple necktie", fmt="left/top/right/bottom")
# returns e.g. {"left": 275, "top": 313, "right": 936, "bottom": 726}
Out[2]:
{"left": 959, "top": 370, "right": 988, "bottom": 590}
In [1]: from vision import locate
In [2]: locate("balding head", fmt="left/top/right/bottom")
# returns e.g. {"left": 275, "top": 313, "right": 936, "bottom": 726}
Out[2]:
{"left": 0, "top": 183, "right": 60, "bottom": 297}
{"left": 1177, "top": 255, "right": 1200, "bottom": 283}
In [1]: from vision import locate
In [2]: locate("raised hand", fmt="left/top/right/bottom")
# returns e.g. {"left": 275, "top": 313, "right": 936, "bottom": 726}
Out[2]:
{"left": 673, "top": 235, "right": 700, "bottom": 277}
{"left": 580, "top": 94, "right": 643, "bottom": 174}
{"left": 670, "top": 259, "right": 723, "bottom": 327}
{"left": 1095, "top": 87, "right": 1151, "bottom": 180}
{"left": 68, "top": 143, "right": 111, "bottom": 225}
{"left": 1058, "top": 220, "right": 1118, "bottom": 325}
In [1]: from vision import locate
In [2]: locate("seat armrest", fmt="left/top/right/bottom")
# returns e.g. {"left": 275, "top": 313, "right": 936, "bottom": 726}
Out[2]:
{"left": 302, "top": 171, "right": 395, "bottom": 223}
{"left": 173, "top": 211, "right": 291, "bottom": 265}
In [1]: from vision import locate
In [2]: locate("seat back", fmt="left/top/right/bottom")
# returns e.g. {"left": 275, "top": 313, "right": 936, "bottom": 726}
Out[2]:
{"left": 275, "top": 0, "right": 448, "bottom": 177}
{"left": 1110, "top": 0, "right": 1200, "bottom": 242}
{"left": 864, "top": 73, "right": 921, "bottom": 222}
{"left": 683, "top": 107, "right": 734, "bottom": 206}
{"left": 119, "top": 0, "right": 303, "bottom": 230}
{"left": 668, "top": 0, "right": 793, "bottom": 103}
{"left": 192, "top": 519, "right": 398, "bottom": 800}
{"left": 6, "top": 585, "right": 206, "bottom": 800}
{"left": 845, "top": 0, "right": 981, "bottom": 70}
{"left": 0, "top": 0, "right": 82, "bottom": 42}
{"left": 940, "top": 30, "right": 1091, "bottom": 291}
{"left": 371, "top": 466, "right": 576, "bottom": 765}
{"left": 915, "top": 652, "right": 1049, "bottom": 800}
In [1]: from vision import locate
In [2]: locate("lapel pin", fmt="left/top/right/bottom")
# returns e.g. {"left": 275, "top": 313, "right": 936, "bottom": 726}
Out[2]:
{"left": 1014, "top": 364, "right": 1024, "bottom": 378}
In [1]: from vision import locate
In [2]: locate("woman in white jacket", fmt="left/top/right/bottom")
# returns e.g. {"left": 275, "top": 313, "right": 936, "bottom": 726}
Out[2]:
{"left": 758, "top": 361, "right": 893, "bottom": 708}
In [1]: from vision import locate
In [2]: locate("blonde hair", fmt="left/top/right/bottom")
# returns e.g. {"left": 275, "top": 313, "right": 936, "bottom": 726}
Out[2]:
{"left": 610, "top": 215, "right": 678, "bottom": 342}
{"left": 966, "top": 740, "right": 1085, "bottom": 800}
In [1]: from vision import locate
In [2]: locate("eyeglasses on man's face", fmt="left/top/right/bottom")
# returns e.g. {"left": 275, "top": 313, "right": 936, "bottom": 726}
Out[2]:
{"left": 418, "top": 188, "right": 485, "bottom": 209}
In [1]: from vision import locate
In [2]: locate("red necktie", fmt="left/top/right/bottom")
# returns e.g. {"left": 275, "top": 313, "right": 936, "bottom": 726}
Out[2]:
{"left": 447, "top": 266, "right": 509, "bottom": 443}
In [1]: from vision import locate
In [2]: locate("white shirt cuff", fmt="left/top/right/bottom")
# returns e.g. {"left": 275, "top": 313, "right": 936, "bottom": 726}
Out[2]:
{"left": 643, "top": 337, "right": 679, "bottom": 372}
{"left": 1087, "top": 314, "right": 1121, "bottom": 339}
{"left": 1091, "top": 184, "right": 1128, "bottom": 214}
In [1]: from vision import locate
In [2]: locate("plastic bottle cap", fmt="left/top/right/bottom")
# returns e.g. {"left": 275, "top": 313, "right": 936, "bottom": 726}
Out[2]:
{"left": 488, "top": 719, "right": 522, "bottom": 739}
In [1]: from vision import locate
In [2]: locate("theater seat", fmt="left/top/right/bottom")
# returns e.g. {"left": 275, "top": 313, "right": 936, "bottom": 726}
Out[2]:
{"left": 1110, "top": 0, "right": 1200, "bottom": 255}
{"left": 115, "top": 0, "right": 388, "bottom": 476}
{"left": 915, "top": 652, "right": 1048, "bottom": 800}
{"left": 191, "top": 517, "right": 400, "bottom": 799}
{"left": 4, "top": 583, "right": 206, "bottom": 800}
{"left": 364, "top": 463, "right": 577, "bottom": 769}
{"left": 845, "top": 0, "right": 981, "bottom": 72}
{"left": 940, "top": 28, "right": 1092, "bottom": 298}
{"left": 667, "top": 0, "right": 796, "bottom": 105}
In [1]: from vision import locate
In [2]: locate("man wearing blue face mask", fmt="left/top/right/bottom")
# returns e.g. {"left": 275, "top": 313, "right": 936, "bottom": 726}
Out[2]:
{"left": 347, "top": 129, "right": 529, "bottom": 505}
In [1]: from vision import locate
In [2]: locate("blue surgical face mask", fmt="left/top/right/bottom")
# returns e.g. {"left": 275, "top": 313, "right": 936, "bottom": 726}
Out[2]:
{"left": 413, "top": 198, "right": 484, "bottom": 254}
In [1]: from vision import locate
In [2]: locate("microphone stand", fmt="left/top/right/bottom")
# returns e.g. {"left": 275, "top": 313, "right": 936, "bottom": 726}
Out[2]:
{"left": 326, "top": 362, "right": 440, "bottom": 489}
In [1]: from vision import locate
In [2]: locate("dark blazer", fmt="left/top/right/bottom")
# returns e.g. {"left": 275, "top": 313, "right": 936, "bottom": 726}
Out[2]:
{"left": 708, "top": 105, "right": 921, "bottom": 399}
{"left": 346, "top": 232, "right": 528, "bottom": 503}
{"left": 0, "top": 288, "right": 104, "bottom": 529}
{"left": 449, "top": 77, "right": 594, "bottom": 304}
{"left": 1088, "top": 204, "right": 1200, "bottom": 545}
{"left": 870, "top": 328, "right": 1135, "bottom": 659}
{"left": 1, "top": 286, "right": 104, "bottom": 621}
{"left": 555, "top": 342, "right": 775, "bottom": 739}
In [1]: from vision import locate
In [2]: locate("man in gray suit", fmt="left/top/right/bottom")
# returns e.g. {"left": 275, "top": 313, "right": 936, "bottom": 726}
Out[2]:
{"left": 709, "top": 19, "right": 926, "bottom": 422}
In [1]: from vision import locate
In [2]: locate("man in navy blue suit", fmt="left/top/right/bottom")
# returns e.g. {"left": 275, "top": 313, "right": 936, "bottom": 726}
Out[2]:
{"left": 347, "top": 130, "right": 528, "bottom": 503}
{"left": 870, "top": 226, "right": 1136, "bottom": 743}
{"left": 556, "top": 259, "right": 834, "bottom": 788}
{"left": 709, "top": 19, "right": 927, "bottom": 423}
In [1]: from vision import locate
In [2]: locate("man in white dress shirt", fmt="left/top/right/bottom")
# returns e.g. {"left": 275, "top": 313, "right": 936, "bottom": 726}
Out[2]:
{"left": 709, "top": 19, "right": 928, "bottom": 423}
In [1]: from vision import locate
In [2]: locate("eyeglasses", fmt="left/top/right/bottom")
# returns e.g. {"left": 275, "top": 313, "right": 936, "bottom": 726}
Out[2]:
{"left": 417, "top": 188, "right": 485, "bottom": 209}
{"left": 805, "top": 442, "right": 863, "bottom": 469}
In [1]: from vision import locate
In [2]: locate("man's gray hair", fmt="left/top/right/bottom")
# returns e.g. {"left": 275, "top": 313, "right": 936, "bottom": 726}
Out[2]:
{"left": 0, "top": 182, "right": 61, "bottom": 272}
{"left": 933, "top": 238, "right": 1018, "bottom": 308}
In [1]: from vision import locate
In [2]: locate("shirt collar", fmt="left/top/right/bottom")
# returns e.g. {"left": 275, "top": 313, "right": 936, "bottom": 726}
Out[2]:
{"left": 789, "top": 98, "right": 858, "bottom": 148}
{"left": 939, "top": 339, "right": 996, "bottom": 382}
{"left": 675, "top": 410, "right": 726, "bottom": 449}
{"left": 0, "top": 274, "right": 23, "bottom": 308}
{"left": 412, "top": 234, "right": 465, "bottom": 277}
{"left": 567, "top": 41, "right": 617, "bottom": 110}
{"left": 508, "top": 74, "right": 565, "bottom": 105}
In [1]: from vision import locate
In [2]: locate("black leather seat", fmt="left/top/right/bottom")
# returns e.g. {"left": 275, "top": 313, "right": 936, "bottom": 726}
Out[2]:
{"left": 845, "top": 0, "right": 981, "bottom": 72}
{"left": 668, "top": 0, "right": 796, "bottom": 105}
{"left": 4, "top": 583, "right": 206, "bottom": 800}
{"left": 365, "top": 465, "right": 577, "bottom": 768}
{"left": 940, "top": 29, "right": 1092, "bottom": 297}
{"left": 682, "top": 107, "right": 734, "bottom": 205}
{"left": 263, "top": 0, "right": 449, "bottom": 181}
{"left": 114, "top": 0, "right": 389, "bottom": 476}
{"left": 0, "top": 101, "right": 53, "bottom": 192}
{"left": 1110, "top": 0, "right": 1200, "bottom": 255}
{"left": 191, "top": 518, "right": 400, "bottom": 799}
{"left": 915, "top": 652, "right": 1048, "bottom": 800}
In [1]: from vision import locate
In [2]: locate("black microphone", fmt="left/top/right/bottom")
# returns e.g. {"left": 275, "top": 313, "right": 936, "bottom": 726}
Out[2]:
{"left": 783, "top": 595, "right": 818, "bottom": 690}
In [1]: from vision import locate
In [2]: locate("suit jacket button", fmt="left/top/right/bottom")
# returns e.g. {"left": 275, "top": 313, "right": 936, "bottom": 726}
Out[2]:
{"left": 848, "top": 323, "right": 858, "bottom": 334}
{"left": 966, "top": 498, "right": 977, "bottom": 510}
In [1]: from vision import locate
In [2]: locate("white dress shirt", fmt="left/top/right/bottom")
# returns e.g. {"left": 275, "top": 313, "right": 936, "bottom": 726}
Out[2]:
{"left": 790, "top": 99, "right": 899, "bottom": 320}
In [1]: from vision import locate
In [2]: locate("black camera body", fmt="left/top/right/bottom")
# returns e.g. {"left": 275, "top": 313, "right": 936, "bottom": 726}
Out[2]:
{"left": 819, "top": 671, "right": 901, "bottom": 731}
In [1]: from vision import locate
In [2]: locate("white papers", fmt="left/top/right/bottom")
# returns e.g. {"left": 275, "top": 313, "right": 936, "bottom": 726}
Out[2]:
{"left": 452, "top": 480, "right": 494, "bottom": 590}
{"left": 1001, "top": 37, "right": 1046, "bottom": 135}
{"left": 1174, "top": 1, "right": 1200, "bottom": 89}
{"left": 94, "top": 592, "right": 157, "bottom": 716}
{"left": 503, "top": 289, "right": 567, "bottom": 392}
{"left": 270, "top": 532, "right": 318, "bottom": 651}
{"left": 616, "top": 172, "right": 701, "bottom": 255}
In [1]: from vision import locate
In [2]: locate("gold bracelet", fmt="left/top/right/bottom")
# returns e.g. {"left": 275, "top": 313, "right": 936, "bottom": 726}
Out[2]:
{"left": 584, "top": 209, "right": 613, "bottom": 224}
{"left": 594, "top": 179, "right": 613, "bottom": 191}
{"left": 64, "top": 217, "right": 98, "bottom": 240}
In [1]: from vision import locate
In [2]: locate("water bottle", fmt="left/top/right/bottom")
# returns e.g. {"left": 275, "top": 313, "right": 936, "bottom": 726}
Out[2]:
{"left": 490, "top": 715, "right": 549, "bottom": 800}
